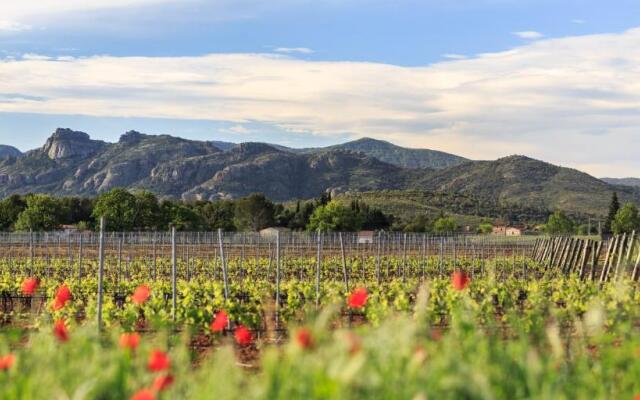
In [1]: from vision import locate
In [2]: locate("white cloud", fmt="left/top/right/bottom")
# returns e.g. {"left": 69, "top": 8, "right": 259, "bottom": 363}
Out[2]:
{"left": 571, "top": 19, "right": 587, "bottom": 24}
{"left": 1, "top": 28, "right": 640, "bottom": 177}
{"left": 513, "top": 31, "right": 544, "bottom": 39}
{"left": 0, "top": 0, "right": 184, "bottom": 31}
{"left": 22, "top": 53, "right": 53, "bottom": 61}
{"left": 2, "top": 0, "right": 178, "bottom": 19}
{"left": 443, "top": 53, "right": 467, "bottom": 60}
{"left": 0, "top": 20, "right": 32, "bottom": 32}
{"left": 274, "top": 47, "right": 315, "bottom": 54}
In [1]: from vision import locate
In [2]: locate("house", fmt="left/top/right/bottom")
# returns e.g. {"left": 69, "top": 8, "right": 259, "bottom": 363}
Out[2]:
{"left": 357, "top": 230, "right": 374, "bottom": 244}
{"left": 492, "top": 226, "right": 523, "bottom": 236}
{"left": 61, "top": 224, "right": 79, "bottom": 234}
{"left": 259, "top": 227, "right": 291, "bottom": 239}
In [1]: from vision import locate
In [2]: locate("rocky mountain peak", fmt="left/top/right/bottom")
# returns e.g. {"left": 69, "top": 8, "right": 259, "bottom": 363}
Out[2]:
{"left": 42, "top": 128, "right": 105, "bottom": 160}
{"left": 231, "top": 142, "right": 281, "bottom": 157}
{"left": 119, "top": 130, "right": 147, "bottom": 145}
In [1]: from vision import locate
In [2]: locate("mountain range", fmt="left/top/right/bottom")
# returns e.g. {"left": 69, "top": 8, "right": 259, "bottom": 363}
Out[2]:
{"left": 1, "top": 128, "right": 638, "bottom": 220}
{"left": 601, "top": 177, "right": 640, "bottom": 188}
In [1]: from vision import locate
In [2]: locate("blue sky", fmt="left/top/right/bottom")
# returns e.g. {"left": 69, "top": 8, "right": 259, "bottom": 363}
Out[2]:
{"left": 1, "top": 0, "right": 639, "bottom": 176}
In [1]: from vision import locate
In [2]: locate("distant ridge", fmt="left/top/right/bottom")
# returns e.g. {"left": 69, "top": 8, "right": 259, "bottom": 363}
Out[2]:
{"left": 0, "top": 128, "right": 638, "bottom": 218}
{"left": 297, "top": 137, "right": 469, "bottom": 169}
{"left": 601, "top": 177, "right": 640, "bottom": 188}
{"left": 0, "top": 145, "right": 22, "bottom": 159}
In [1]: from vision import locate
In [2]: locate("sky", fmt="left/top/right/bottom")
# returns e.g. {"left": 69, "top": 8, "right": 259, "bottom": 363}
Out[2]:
{"left": 0, "top": 0, "right": 639, "bottom": 177}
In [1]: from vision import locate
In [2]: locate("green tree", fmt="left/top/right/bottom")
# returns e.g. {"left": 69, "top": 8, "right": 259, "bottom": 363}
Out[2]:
{"left": 58, "top": 197, "right": 94, "bottom": 226}
{"left": 401, "top": 215, "right": 431, "bottom": 233}
{"left": 544, "top": 211, "right": 575, "bottom": 235}
{"left": 604, "top": 192, "right": 620, "bottom": 234}
{"left": 234, "top": 193, "right": 276, "bottom": 231}
{"left": 477, "top": 223, "right": 493, "bottom": 234}
{"left": 161, "top": 201, "right": 201, "bottom": 231}
{"left": 134, "top": 191, "right": 162, "bottom": 230}
{"left": 611, "top": 203, "right": 640, "bottom": 235}
{"left": 0, "top": 194, "right": 27, "bottom": 230}
{"left": 92, "top": 189, "right": 137, "bottom": 231}
{"left": 14, "top": 194, "right": 63, "bottom": 231}
{"left": 433, "top": 216, "right": 459, "bottom": 234}
{"left": 306, "top": 201, "right": 363, "bottom": 232}
{"left": 196, "top": 200, "right": 236, "bottom": 231}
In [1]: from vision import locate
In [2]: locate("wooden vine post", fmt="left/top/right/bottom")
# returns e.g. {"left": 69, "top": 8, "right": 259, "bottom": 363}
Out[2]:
{"left": 96, "top": 217, "right": 105, "bottom": 331}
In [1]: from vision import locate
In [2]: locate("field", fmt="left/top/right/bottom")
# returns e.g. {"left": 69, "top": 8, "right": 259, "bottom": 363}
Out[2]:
{"left": 0, "top": 230, "right": 639, "bottom": 399}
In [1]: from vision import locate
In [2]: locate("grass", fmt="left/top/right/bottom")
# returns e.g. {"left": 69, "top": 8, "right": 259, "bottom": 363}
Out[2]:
{"left": 1, "top": 283, "right": 640, "bottom": 400}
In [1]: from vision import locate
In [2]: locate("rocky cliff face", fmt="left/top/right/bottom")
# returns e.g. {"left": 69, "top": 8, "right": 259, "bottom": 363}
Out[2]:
{"left": 41, "top": 128, "right": 106, "bottom": 160}
{"left": 0, "top": 129, "right": 408, "bottom": 201}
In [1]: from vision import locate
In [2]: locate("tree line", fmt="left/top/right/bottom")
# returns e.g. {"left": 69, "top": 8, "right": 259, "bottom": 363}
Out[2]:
{"left": 2, "top": 189, "right": 636, "bottom": 235}
{"left": 0, "top": 190, "right": 392, "bottom": 233}
{"left": 542, "top": 193, "right": 640, "bottom": 235}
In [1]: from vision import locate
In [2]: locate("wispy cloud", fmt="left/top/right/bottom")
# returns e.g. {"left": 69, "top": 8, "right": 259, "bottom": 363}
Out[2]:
{"left": 442, "top": 53, "right": 467, "bottom": 60}
{"left": 22, "top": 53, "right": 53, "bottom": 61}
{"left": 274, "top": 47, "right": 314, "bottom": 54}
{"left": 1, "top": 28, "right": 640, "bottom": 176}
{"left": 0, "top": 20, "right": 32, "bottom": 32}
{"left": 571, "top": 19, "right": 587, "bottom": 24}
{"left": 513, "top": 31, "right": 544, "bottom": 39}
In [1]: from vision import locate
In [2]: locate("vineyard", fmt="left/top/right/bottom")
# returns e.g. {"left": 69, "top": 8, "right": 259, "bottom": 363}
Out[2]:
{"left": 1, "top": 226, "right": 640, "bottom": 399}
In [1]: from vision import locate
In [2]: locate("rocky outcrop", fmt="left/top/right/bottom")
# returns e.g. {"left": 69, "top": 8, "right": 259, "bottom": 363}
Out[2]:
{"left": 41, "top": 128, "right": 106, "bottom": 160}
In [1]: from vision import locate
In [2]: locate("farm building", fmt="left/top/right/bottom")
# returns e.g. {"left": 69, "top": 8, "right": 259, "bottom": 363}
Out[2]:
{"left": 492, "top": 226, "right": 523, "bottom": 236}
{"left": 259, "top": 227, "right": 291, "bottom": 239}
{"left": 358, "top": 231, "right": 375, "bottom": 244}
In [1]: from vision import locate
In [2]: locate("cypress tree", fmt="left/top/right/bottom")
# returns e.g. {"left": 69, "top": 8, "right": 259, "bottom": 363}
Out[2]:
{"left": 604, "top": 192, "right": 620, "bottom": 234}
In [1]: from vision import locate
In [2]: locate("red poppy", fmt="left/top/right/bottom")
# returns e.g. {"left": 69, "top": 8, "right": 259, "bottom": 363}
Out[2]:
{"left": 53, "top": 319, "right": 69, "bottom": 342}
{"left": 52, "top": 284, "right": 72, "bottom": 310}
{"left": 147, "top": 350, "right": 170, "bottom": 372}
{"left": 634, "top": 395, "right": 640, "bottom": 400}
{"left": 452, "top": 271, "right": 470, "bottom": 291}
{"left": 347, "top": 288, "right": 368, "bottom": 308}
{"left": 132, "top": 284, "right": 151, "bottom": 306}
{"left": 234, "top": 325, "right": 252, "bottom": 346}
{"left": 210, "top": 310, "right": 228, "bottom": 333}
{"left": 430, "top": 327, "right": 443, "bottom": 341}
{"left": 119, "top": 332, "right": 141, "bottom": 351}
{"left": 295, "top": 328, "right": 314, "bottom": 350}
{"left": 153, "top": 374, "right": 175, "bottom": 392}
{"left": 0, "top": 354, "right": 16, "bottom": 370}
{"left": 131, "top": 388, "right": 155, "bottom": 400}
{"left": 21, "top": 277, "right": 38, "bottom": 296}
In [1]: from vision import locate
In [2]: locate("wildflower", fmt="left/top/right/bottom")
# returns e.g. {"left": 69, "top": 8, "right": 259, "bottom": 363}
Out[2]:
{"left": 413, "top": 346, "right": 427, "bottom": 366}
{"left": 430, "top": 327, "right": 443, "bottom": 341}
{"left": 52, "top": 284, "right": 72, "bottom": 310}
{"left": 0, "top": 354, "right": 16, "bottom": 370}
{"left": 347, "top": 288, "right": 368, "bottom": 308}
{"left": 132, "top": 284, "right": 151, "bottom": 306}
{"left": 131, "top": 388, "right": 155, "bottom": 400}
{"left": 210, "top": 310, "right": 228, "bottom": 333}
{"left": 452, "top": 271, "right": 470, "bottom": 291}
{"left": 53, "top": 319, "right": 69, "bottom": 342}
{"left": 153, "top": 374, "right": 175, "bottom": 392}
{"left": 21, "top": 277, "right": 38, "bottom": 296}
{"left": 234, "top": 325, "right": 252, "bottom": 346}
{"left": 344, "top": 331, "right": 361, "bottom": 355}
{"left": 295, "top": 328, "right": 314, "bottom": 350}
{"left": 119, "top": 332, "right": 141, "bottom": 351}
{"left": 147, "top": 350, "right": 170, "bottom": 372}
